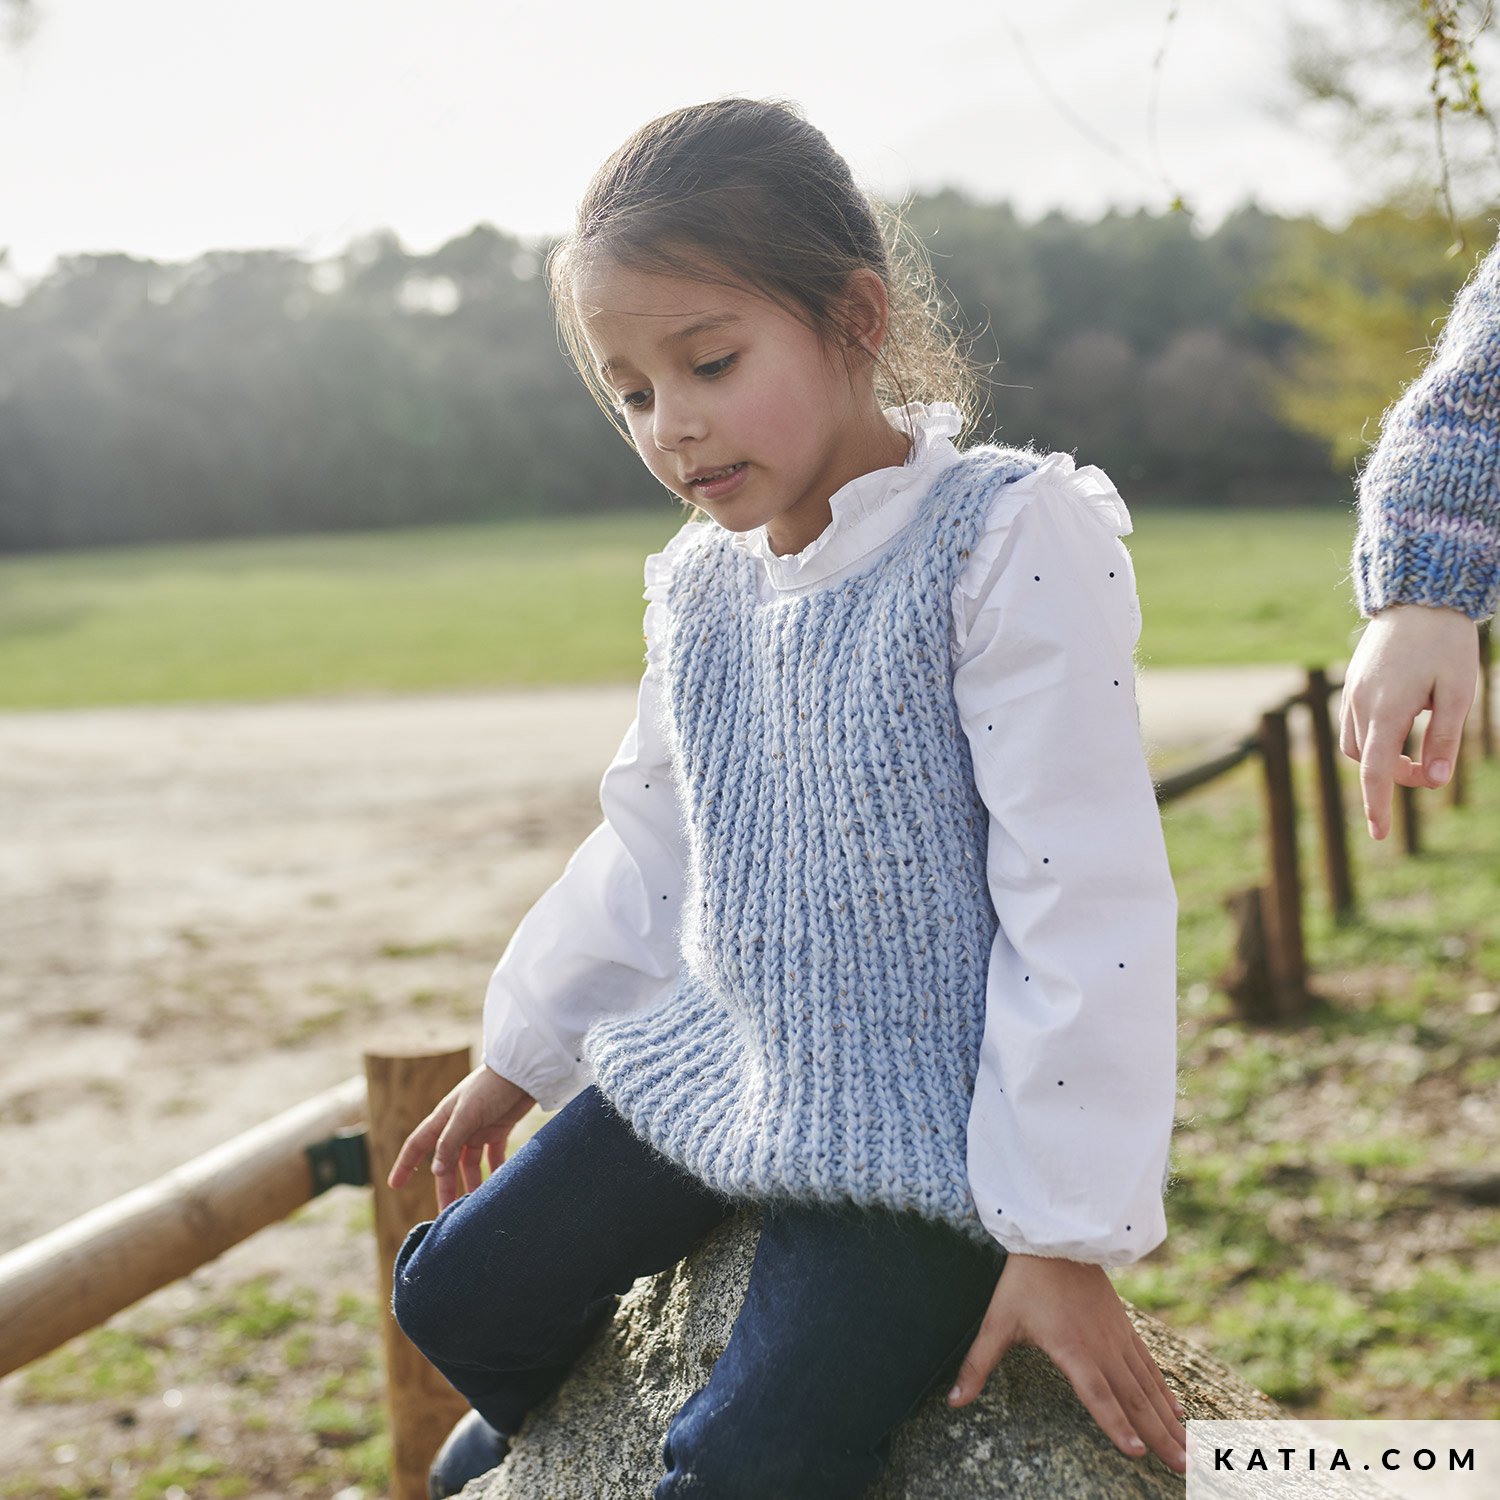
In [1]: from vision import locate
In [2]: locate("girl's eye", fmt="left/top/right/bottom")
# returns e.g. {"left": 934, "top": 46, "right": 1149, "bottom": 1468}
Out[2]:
{"left": 615, "top": 355, "right": 733, "bottom": 413}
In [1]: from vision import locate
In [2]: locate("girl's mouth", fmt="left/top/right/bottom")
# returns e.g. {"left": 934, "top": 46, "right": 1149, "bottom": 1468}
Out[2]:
{"left": 689, "top": 462, "right": 748, "bottom": 499}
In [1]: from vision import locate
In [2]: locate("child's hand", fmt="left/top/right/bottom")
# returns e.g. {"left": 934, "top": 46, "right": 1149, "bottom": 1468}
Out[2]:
{"left": 386, "top": 1064, "right": 538, "bottom": 1211}
{"left": 1339, "top": 603, "right": 1479, "bottom": 840}
{"left": 946, "top": 1253, "right": 1187, "bottom": 1475}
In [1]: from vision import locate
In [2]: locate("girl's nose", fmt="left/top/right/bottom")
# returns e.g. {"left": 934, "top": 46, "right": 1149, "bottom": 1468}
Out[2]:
{"left": 652, "top": 388, "right": 708, "bottom": 453}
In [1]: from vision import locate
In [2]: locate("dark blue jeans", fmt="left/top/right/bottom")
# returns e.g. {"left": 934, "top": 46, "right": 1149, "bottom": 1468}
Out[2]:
{"left": 392, "top": 1084, "right": 1007, "bottom": 1500}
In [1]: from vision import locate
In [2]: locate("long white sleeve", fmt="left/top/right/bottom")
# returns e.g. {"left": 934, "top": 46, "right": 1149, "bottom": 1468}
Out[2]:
{"left": 952, "top": 457, "right": 1179, "bottom": 1268}
{"left": 482, "top": 532, "right": 693, "bottom": 1112}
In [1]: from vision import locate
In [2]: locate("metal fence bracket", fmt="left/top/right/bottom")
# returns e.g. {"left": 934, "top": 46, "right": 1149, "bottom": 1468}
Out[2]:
{"left": 306, "top": 1126, "right": 371, "bottom": 1194}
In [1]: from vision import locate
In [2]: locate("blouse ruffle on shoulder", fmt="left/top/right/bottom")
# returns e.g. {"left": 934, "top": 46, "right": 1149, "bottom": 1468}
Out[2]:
{"left": 642, "top": 519, "right": 713, "bottom": 671}
{"left": 951, "top": 452, "right": 1134, "bottom": 651}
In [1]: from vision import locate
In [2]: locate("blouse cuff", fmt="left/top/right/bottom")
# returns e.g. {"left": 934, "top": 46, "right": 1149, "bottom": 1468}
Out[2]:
{"left": 978, "top": 1154, "right": 1171, "bottom": 1268}
{"left": 483, "top": 992, "right": 591, "bottom": 1113}
{"left": 990, "top": 1227, "right": 1166, "bottom": 1270}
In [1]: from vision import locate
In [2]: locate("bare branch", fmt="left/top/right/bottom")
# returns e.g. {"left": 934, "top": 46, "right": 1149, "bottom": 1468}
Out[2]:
{"left": 1283, "top": 0, "right": 1500, "bottom": 234}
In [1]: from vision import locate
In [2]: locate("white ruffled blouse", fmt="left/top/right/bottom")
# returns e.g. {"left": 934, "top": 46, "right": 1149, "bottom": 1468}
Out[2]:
{"left": 482, "top": 404, "right": 1179, "bottom": 1268}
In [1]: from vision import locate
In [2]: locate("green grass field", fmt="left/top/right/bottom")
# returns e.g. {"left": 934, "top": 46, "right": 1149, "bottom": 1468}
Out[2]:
{"left": 0, "top": 505, "right": 1366, "bottom": 709}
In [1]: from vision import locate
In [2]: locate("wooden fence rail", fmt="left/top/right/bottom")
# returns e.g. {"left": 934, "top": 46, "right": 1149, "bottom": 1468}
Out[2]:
{"left": 0, "top": 1074, "right": 366, "bottom": 1380}
{"left": 0, "top": 1049, "right": 471, "bottom": 1500}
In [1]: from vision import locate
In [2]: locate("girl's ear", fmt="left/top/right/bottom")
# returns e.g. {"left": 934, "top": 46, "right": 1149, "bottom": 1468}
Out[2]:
{"left": 834, "top": 268, "right": 891, "bottom": 362}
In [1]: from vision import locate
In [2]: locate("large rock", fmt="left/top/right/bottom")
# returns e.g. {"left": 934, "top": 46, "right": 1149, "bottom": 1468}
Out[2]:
{"left": 467, "top": 1209, "right": 1279, "bottom": 1499}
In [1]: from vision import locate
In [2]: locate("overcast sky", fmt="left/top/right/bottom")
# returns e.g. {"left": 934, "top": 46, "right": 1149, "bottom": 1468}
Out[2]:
{"left": 3, "top": 0, "right": 1357, "bottom": 294}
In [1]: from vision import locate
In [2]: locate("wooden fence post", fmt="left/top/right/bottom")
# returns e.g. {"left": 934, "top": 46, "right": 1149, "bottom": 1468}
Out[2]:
{"left": 1448, "top": 708, "right": 1468, "bottom": 807}
{"left": 1259, "top": 708, "right": 1308, "bottom": 1017}
{"left": 366, "top": 1045, "right": 473, "bottom": 1500}
{"left": 1222, "top": 884, "right": 1279, "bottom": 1025}
{"left": 1304, "top": 668, "right": 1356, "bottom": 923}
{"left": 1481, "top": 621, "right": 1494, "bottom": 760}
{"left": 1398, "top": 726, "right": 1421, "bottom": 856}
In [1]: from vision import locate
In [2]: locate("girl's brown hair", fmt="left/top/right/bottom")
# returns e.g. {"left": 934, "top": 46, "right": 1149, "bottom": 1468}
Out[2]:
{"left": 546, "top": 97, "right": 977, "bottom": 444}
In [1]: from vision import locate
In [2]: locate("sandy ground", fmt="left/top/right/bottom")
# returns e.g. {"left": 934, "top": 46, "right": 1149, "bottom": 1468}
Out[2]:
{"left": 0, "top": 665, "right": 1321, "bottom": 1484}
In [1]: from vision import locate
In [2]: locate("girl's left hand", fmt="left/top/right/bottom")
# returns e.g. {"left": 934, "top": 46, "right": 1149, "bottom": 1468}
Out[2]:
{"left": 1338, "top": 602, "right": 1479, "bottom": 840}
{"left": 946, "top": 1253, "right": 1188, "bottom": 1475}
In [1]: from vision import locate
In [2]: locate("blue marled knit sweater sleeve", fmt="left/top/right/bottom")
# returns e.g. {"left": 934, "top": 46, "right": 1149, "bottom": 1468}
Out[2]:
{"left": 1353, "top": 233, "right": 1500, "bottom": 623}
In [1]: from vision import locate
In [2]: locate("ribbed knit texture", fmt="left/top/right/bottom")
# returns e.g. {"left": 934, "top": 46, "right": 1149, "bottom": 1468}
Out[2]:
{"left": 1354, "top": 235, "right": 1500, "bottom": 623}
{"left": 581, "top": 446, "right": 1041, "bottom": 1249}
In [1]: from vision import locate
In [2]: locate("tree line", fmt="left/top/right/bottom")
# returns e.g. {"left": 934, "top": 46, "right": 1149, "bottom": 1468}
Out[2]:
{"left": 0, "top": 196, "right": 1490, "bottom": 551}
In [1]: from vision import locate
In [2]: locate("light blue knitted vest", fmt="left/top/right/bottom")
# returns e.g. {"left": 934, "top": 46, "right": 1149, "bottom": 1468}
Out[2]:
{"left": 582, "top": 445, "right": 1041, "bottom": 1247}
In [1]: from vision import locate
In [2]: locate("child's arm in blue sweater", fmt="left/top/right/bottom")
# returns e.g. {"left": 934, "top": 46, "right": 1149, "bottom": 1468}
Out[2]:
{"left": 1342, "top": 232, "right": 1499, "bottom": 838}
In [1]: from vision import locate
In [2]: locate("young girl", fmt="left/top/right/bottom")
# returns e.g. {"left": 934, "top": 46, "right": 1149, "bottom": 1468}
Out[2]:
{"left": 388, "top": 97, "right": 1186, "bottom": 1499}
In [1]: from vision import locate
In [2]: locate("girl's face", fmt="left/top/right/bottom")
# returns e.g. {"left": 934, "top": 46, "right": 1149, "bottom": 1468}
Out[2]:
{"left": 577, "top": 260, "right": 906, "bottom": 557}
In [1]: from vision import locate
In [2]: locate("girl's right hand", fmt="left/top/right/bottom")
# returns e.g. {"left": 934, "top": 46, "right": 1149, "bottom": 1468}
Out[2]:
{"left": 386, "top": 1064, "right": 538, "bottom": 1212}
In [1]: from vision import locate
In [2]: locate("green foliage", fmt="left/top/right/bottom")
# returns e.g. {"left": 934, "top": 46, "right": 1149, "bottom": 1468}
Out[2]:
{"left": 135, "top": 1447, "right": 226, "bottom": 1500}
{"left": 0, "top": 226, "right": 654, "bottom": 552}
{"left": 305, "top": 1395, "right": 379, "bottom": 1445}
{"left": 901, "top": 197, "right": 1326, "bottom": 495}
{"left": 1129, "top": 506, "right": 1367, "bottom": 667}
{"left": 0, "top": 200, "right": 1403, "bottom": 554}
{"left": 1285, "top": 0, "right": 1500, "bottom": 227}
{"left": 334, "top": 1291, "right": 381, "bottom": 1331}
{"left": 1261, "top": 207, "right": 1492, "bottom": 465}
{"left": 377, "top": 938, "right": 459, "bottom": 959}
{"left": 182, "top": 1275, "right": 315, "bottom": 1343}
{"left": 1216, "top": 1276, "right": 1374, "bottom": 1402}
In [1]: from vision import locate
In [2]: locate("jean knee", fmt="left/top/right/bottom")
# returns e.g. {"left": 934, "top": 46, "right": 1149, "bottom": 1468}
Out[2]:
{"left": 392, "top": 1208, "right": 617, "bottom": 1376}
{"left": 390, "top": 1217, "right": 456, "bottom": 1358}
{"left": 390, "top": 1212, "right": 505, "bottom": 1365}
